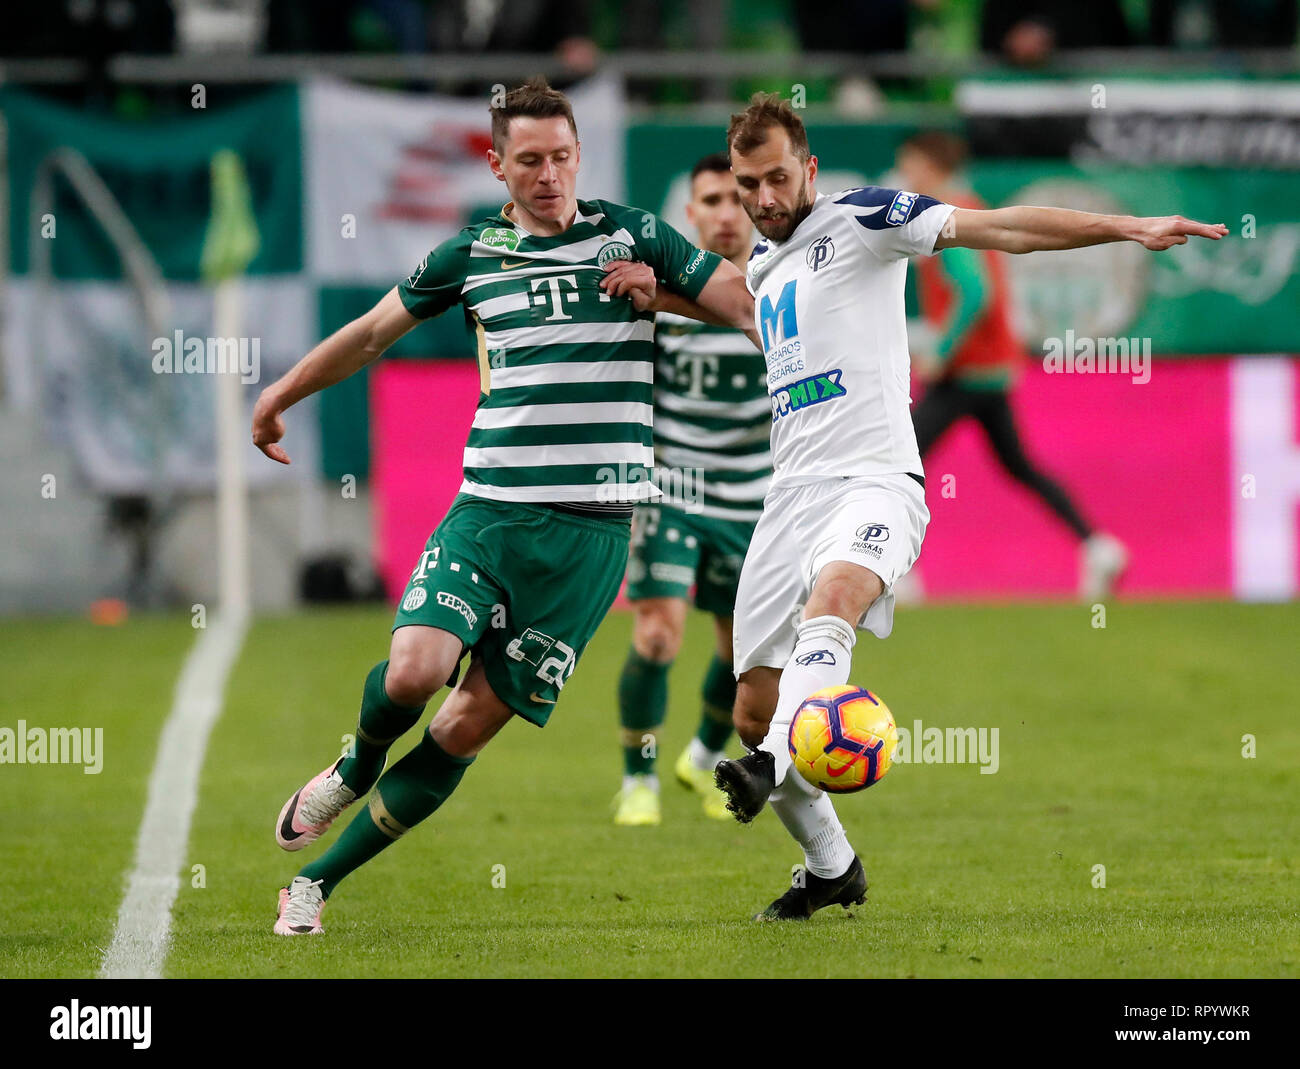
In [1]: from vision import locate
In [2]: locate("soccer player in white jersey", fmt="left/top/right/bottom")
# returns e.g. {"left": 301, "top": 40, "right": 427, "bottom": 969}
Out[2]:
{"left": 708, "top": 94, "right": 1228, "bottom": 920}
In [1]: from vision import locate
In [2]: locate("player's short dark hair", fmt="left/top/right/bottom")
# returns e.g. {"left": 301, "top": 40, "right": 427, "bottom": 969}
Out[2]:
{"left": 727, "top": 93, "right": 810, "bottom": 162}
{"left": 901, "top": 130, "right": 968, "bottom": 175}
{"left": 490, "top": 76, "right": 578, "bottom": 155}
{"left": 690, "top": 152, "right": 732, "bottom": 184}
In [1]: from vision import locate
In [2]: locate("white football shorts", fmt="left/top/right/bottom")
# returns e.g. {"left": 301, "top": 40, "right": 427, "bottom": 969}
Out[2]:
{"left": 733, "top": 473, "right": 929, "bottom": 675}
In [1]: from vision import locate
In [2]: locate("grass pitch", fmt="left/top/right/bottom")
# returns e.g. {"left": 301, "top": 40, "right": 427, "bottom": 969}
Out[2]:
{"left": 3, "top": 601, "right": 1297, "bottom": 978}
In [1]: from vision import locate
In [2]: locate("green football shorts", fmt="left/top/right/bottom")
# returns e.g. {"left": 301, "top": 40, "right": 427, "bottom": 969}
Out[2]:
{"left": 393, "top": 494, "right": 630, "bottom": 726}
{"left": 624, "top": 503, "right": 757, "bottom": 616}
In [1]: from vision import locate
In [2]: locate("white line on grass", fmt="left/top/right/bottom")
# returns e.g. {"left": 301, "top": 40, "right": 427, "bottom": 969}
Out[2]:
{"left": 100, "top": 610, "right": 249, "bottom": 978}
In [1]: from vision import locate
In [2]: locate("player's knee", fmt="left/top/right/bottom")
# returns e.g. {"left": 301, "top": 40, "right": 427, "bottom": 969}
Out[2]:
{"left": 385, "top": 647, "right": 457, "bottom": 707}
{"left": 633, "top": 611, "right": 682, "bottom": 663}
{"left": 383, "top": 661, "right": 439, "bottom": 707}
{"left": 807, "top": 570, "right": 882, "bottom": 624}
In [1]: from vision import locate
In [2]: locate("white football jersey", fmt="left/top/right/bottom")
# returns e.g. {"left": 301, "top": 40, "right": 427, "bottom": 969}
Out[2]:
{"left": 746, "top": 188, "right": 956, "bottom": 489}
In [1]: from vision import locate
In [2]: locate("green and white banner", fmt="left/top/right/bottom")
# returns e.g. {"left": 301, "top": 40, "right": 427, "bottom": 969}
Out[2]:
{"left": 0, "top": 76, "right": 627, "bottom": 489}
{"left": 6, "top": 74, "right": 1298, "bottom": 492}
{"left": 1, "top": 85, "right": 310, "bottom": 492}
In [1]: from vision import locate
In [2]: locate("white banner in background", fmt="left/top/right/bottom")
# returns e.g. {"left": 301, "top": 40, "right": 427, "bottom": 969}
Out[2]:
{"left": 3, "top": 276, "right": 315, "bottom": 493}
{"left": 305, "top": 74, "right": 627, "bottom": 283}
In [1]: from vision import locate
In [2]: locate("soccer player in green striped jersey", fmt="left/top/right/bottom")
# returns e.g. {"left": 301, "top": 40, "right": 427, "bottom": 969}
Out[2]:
{"left": 251, "top": 78, "right": 754, "bottom": 935}
{"left": 614, "top": 153, "right": 772, "bottom": 826}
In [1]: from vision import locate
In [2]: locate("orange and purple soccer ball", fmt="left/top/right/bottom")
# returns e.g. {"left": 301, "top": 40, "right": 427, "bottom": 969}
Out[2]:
{"left": 788, "top": 685, "right": 899, "bottom": 793}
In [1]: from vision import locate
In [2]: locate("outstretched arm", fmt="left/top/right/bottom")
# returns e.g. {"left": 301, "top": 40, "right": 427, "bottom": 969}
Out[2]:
{"left": 601, "top": 258, "right": 761, "bottom": 350}
{"left": 251, "top": 287, "right": 419, "bottom": 464}
{"left": 935, "top": 206, "right": 1229, "bottom": 254}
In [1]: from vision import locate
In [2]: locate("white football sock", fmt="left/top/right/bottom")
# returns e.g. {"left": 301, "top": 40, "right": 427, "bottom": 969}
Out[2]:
{"left": 758, "top": 615, "right": 857, "bottom": 786}
{"left": 686, "top": 736, "right": 723, "bottom": 771}
{"left": 622, "top": 773, "right": 659, "bottom": 793}
{"left": 769, "top": 773, "right": 856, "bottom": 878}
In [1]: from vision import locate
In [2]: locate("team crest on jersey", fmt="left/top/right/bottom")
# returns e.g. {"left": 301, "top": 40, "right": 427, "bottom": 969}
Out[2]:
{"left": 597, "top": 241, "right": 635, "bottom": 267}
{"left": 480, "top": 227, "right": 521, "bottom": 252}
{"left": 806, "top": 235, "right": 835, "bottom": 272}
{"left": 401, "top": 587, "right": 428, "bottom": 612}
{"left": 885, "top": 191, "right": 918, "bottom": 226}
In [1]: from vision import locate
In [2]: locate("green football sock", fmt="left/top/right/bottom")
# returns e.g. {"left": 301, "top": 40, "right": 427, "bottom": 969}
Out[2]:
{"left": 696, "top": 654, "right": 736, "bottom": 753}
{"left": 618, "top": 647, "right": 669, "bottom": 776}
{"left": 299, "top": 730, "right": 474, "bottom": 898}
{"left": 337, "top": 661, "right": 426, "bottom": 795}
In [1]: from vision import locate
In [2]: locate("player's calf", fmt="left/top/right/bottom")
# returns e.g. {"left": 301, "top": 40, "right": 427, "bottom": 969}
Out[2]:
{"left": 732, "top": 668, "right": 778, "bottom": 748}
{"left": 717, "top": 667, "right": 780, "bottom": 821}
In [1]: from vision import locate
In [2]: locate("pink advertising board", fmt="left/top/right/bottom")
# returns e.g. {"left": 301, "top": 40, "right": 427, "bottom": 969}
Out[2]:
{"left": 372, "top": 356, "right": 1300, "bottom": 603}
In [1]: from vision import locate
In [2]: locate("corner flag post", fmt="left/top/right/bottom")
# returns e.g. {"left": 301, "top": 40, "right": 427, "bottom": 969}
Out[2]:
{"left": 201, "top": 150, "right": 261, "bottom": 619}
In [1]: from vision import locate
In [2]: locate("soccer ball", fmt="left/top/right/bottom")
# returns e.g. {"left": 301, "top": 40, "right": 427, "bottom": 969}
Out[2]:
{"left": 788, "top": 685, "right": 899, "bottom": 793}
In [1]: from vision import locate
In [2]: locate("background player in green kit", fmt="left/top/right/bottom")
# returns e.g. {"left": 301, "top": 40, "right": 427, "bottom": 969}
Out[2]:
{"left": 614, "top": 154, "right": 772, "bottom": 826}
{"left": 250, "top": 78, "right": 754, "bottom": 935}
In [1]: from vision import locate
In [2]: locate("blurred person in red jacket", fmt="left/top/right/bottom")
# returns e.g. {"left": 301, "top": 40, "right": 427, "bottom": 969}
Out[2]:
{"left": 896, "top": 131, "right": 1128, "bottom": 599}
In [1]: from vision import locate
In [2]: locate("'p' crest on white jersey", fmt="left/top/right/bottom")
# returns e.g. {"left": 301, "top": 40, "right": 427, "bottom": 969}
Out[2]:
{"left": 745, "top": 187, "right": 956, "bottom": 490}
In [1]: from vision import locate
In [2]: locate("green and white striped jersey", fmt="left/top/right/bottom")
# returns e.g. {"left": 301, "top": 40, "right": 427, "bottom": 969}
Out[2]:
{"left": 653, "top": 311, "right": 772, "bottom": 522}
{"left": 397, "top": 198, "right": 721, "bottom": 505}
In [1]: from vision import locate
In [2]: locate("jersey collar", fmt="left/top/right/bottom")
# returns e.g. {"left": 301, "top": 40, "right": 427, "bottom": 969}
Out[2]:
{"left": 501, "top": 199, "right": 584, "bottom": 236}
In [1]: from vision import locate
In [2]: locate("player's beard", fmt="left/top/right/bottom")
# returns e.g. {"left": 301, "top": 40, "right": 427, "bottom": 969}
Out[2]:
{"left": 754, "top": 181, "right": 814, "bottom": 243}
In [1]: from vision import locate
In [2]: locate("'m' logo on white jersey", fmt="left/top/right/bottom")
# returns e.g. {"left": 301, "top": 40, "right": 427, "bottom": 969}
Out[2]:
{"left": 759, "top": 279, "right": 799, "bottom": 350}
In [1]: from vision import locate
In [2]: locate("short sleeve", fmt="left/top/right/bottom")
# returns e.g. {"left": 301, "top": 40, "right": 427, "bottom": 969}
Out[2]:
{"left": 397, "top": 234, "right": 472, "bottom": 319}
{"left": 834, "top": 187, "right": 957, "bottom": 262}
{"left": 618, "top": 207, "right": 722, "bottom": 301}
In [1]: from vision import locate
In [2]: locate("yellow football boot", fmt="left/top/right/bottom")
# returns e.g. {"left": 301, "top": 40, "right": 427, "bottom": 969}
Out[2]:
{"left": 675, "top": 747, "right": 732, "bottom": 821}
{"left": 613, "top": 779, "right": 661, "bottom": 826}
